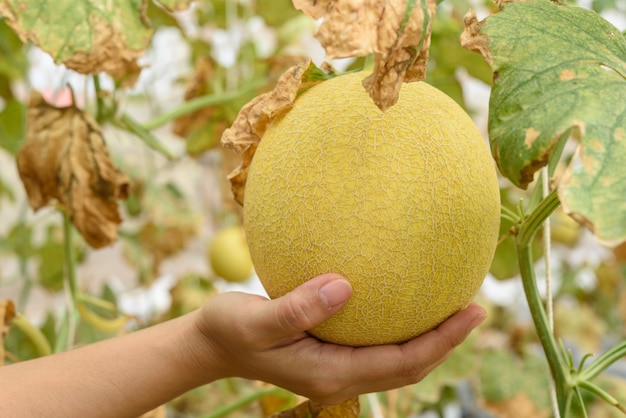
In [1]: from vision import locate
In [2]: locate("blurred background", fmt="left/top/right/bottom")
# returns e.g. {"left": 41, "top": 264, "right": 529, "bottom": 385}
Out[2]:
{"left": 1, "top": 0, "right": 626, "bottom": 417}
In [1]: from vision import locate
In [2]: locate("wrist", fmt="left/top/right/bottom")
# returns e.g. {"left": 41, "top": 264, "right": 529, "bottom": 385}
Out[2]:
{"left": 180, "top": 309, "right": 230, "bottom": 385}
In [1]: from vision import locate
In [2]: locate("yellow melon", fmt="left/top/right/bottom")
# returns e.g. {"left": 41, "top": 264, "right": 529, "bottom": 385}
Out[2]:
{"left": 243, "top": 71, "right": 500, "bottom": 346}
{"left": 208, "top": 225, "right": 254, "bottom": 283}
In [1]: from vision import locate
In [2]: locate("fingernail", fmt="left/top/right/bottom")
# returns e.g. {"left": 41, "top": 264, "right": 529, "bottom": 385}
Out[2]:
{"left": 319, "top": 278, "right": 352, "bottom": 308}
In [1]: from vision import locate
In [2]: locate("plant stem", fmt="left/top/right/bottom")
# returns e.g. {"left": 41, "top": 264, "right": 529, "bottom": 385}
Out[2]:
{"left": 574, "top": 387, "right": 590, "bottom": 418}
{"left": 516, "top": 189, "right": 568, "bottom": 412}
{"left": 10, "top": 314, "right": 52, "bottom": 357}
{"left": 581, "top": 341, "right": 626, "bottom": 381}
{"left": 142, "top": 79, "right": 267, "bottom": 131}
{"left": 577, "top": 380, "right": 626, "bottom": 414}
{"left": 114, "top": 113, "right": 177, "bottom": 160}
{"left": 93, "top": 74, "right": 105, "bottom": 123}
{"left": 517, "top": 189, "right": 560, "bottom": 248}
{"left": 541, "top": 168, "right": 554, "bottom": 332}
{"left": 541, "top": 166, "right": 560, "bottom": 418}
{"left": 16, "top": 201, "right": 33, "bottom": 311}
{"left": 517, "top": 242, "right": 568, "bottom": 396}
{"left": 62, "top": 209, "right": 78, "bottom": 349}
{"left": 16, "top": 252, "right": 31, "bottom": 311}
{"left": 62, "top": 210, "right": 77, "bottom": 302}
{"left": 501, "top": 205, "right": 520, "bottom": 223}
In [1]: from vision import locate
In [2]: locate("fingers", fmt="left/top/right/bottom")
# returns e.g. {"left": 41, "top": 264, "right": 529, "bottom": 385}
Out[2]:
{"left": 405, "top": 302, "right": 487, "bottom": 360}
{"left": 321, "top": 302, "right": 487, "bottom": 400}
{"left": 393, "top": 302, "right": 486, "bottom": 381}
{"left": 253, "top": 273, "right": 352, "bottom": 345}
{"left": 202, "top": 276, "right": 485, "bottom": 406}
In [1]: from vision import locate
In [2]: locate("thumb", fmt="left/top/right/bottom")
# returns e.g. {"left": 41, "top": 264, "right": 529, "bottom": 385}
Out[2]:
{"left": 258, "top": 273, "right": 352, "bottom": 343}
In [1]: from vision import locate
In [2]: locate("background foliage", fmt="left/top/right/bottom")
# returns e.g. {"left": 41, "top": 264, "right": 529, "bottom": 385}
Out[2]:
{"left": 1, "top": 0, "right": 626, "bottom": 417}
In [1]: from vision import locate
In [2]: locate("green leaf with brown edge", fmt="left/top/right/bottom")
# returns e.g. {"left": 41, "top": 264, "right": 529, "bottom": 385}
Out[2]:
{"left": 465, "top": 0, "right": 626, "bottom": 246}
{"left": 0, "top": 0, "right": 153, "bottom": 84}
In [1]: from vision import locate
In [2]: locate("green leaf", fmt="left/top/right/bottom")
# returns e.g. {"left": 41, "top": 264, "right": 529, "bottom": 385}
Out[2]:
{"left": 479, "top": 348, "right": 552, "bottom": 412}
{"left": 426, "top": 13, "right": 492, "bottom": 108}
{"left": 4, "top": 319, "right": 42, "bottom": 362}
{"left": 0, "top": 97, "right": 25, "bottom": 155}
{"left": 482, "top": 0, "right": 626, "bottom": 245}
{"left": 185, "top": 125, "right": 218, "bottom": 156}
{"left": 37, "top": 240, "right": 66, "bottom": 292}
{"left": 197, "top": 1, "right": 246, "bottom": 29}
{"left": 4, "top": 222, "right": 35, "bottom": 258}
{"left": 0, "top": 18, "right": 27, "bottom": 80}
{"left": 591, "top": 0, "right": 618, "bottom": 13}
{"left": 146, "top": 0, "right": 182, "bottom": 30}
{"left": 0, "top": 0, "right": 153, "bottom": 81}
{"left": 154, "top": 0, "right": 194, "bottom": 12}
{"left": 255, "top": 0, "right": 300, "bottom": 27}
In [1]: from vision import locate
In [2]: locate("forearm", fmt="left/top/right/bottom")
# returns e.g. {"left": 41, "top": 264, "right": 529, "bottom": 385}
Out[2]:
{"left": 0, "top": 310, "right": 219, "bottom": 418}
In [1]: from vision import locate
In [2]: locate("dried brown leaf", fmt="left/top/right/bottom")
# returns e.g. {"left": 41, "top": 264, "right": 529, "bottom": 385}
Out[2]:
{"left": 267, "top": 55, "right": 315, "bottom": 79}
{"left": 271, "top": 397, "right": 360, "bottom": 418}
{"left": 482, "top": 392, "right": 550, "bottom": 418}
{"left": 172, "top": 56, "right": 218, "bottom": 139}
{"left": 258, "top": 383, "right": 299, "bottom": 416}
{"left": 221, "top": 58, "right": 330, "bottom": 205}
{"left": 614, "top": 241, "right": 626, "bottom": 262}
{"left": 460, "top": 10, "right": 493, "bottom": 66}
{"left": 1, "top": 300, "right": 15, "bottom": 337}
{"left": 1, "top": 300, "right": 16, "bottom": 366}
{"left": 138, "top": 404, "right": 167, "bottom": 418}
{"left": 16, "top": 92, "right": 129, "bottom": 249}
{"left": 292, "top": 0, "right": 332, "bottom": 19}
{"left": 220, "top": 148, "right": 245, "bottom": 221}
{"left": 294, "top": 0, "right": 437, "bottom": 111}
{"left": 137, "top": 220, "right": 198, "bottom": 273}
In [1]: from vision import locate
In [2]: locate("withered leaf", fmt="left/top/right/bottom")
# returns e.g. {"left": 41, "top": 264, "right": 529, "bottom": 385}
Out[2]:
{"left": 138, "top": 404, "right": 167, "bottom": 418}
{"left": 1, "top": 300, "right": 16, "bottom": 336}
{"left": 220, "top": 148, "right": 245, "bottom": 220}
{"left": 172, "top": 56, "right": 217, "bottom": 139}
{"left": 137, "top": 219, "right": 198, "bottom": 274}
{"left": 460, "top": 10, "right": 493, "bottom": 67}
{"left": 271, "top": 397, "right": 360, "bottom": 418}
{"left": 1, "top": 300, "right": 16, "bottom": 366}
{"left": 293, "top": 0, "right": 437, "bottom": 111}
{"left": 221, "top": 58, "right": 333, "bottom": 205}
{"left": 17, "top": 92, "right": 129, "bottom": 249}
{"left": 482, "top": 392, "right": 550, "bottom": 418}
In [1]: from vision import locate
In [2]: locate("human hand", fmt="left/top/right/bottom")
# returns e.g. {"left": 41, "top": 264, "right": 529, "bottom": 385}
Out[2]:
{"left": 190, "top": 273, "right": 487, "bottom": 405}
